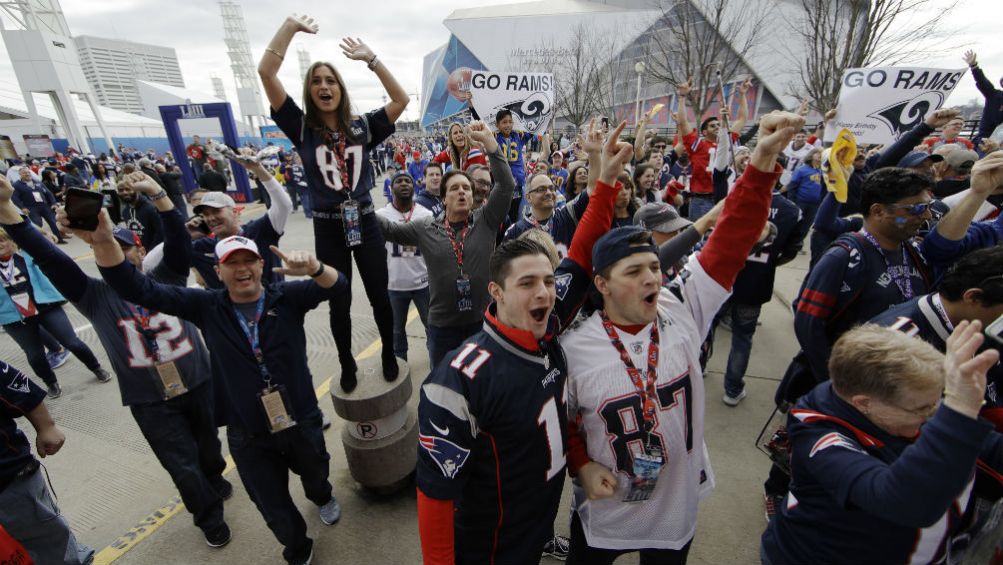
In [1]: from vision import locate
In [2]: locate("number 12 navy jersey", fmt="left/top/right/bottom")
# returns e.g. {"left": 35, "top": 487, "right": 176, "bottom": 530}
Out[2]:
{"left": 417, "top": 304, "right": 567, "bottom": 564}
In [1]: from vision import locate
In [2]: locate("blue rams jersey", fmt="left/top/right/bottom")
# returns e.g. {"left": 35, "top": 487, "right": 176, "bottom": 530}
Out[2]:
{"left": 496, "top": 131, "right": 534, "bottom": 186}
{"left": 763, "top": 381, "right": 1003, "bottom": 565}
{"left": 502, "top": 191, "right": 590, "bottom": 258}
{"left": 271, "top": 95, "right": 394, "bottom": 211}
{"left": 549, "top": 167, "right": 569, "bottom": 195}
{"left": 870, "top": 294, "right": 1003, "bottom": 407}
{"left": 416, "top": 305, "right": 568, "bottom": 564}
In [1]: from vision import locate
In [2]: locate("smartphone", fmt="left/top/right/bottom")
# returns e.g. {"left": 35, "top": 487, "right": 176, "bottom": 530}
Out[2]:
{"left": 64, "top": 188, "right": 104, "bottom": 231}
{"left": 601, "top": 116, "right": 610, "bottom": 130}
{"left": 987, "top": 313, "right": 1003, "bottom": 346}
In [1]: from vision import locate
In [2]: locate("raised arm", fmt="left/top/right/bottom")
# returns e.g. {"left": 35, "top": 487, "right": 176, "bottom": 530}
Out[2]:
{"left": 965, "top": 51, "right": 997, "bottom": 99}
{"left": 580, "top": 117, "right": 602, "bottom": 195}
{"left": 467, "top": 121, "right": 514, "bottom": 229}
{"left": 931, "top": 152, "right": 1003, "bottom": 242}
{"left": 729, "top": 78, "right": 751, "bottom": 134}
{"left": 675, "top": 80, "right": 693, "bottom": 138}
{"left": 340, "top": 38, "right": 409, "bottom": 122}
{"left": 375, "top": 212, "right": 421, "bottom": 246}
{"left": 873, "top": 108, "right": 958, "bottom": 169}
{"left": 258, "top": 15, "right": 319, "bottom": 112}
{"left": 244, "top": 160, "right": 292, "bottom": 234}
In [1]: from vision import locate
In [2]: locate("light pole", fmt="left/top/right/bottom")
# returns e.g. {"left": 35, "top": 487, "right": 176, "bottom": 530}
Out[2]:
{"left": 634, "top": 61, "right": 646, "bottom": 127}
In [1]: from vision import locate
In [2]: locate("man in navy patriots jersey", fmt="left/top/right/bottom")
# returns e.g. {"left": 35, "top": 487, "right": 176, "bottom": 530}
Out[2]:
{"left": 502, "top": 172, "right": 590, "bottom": 259}
{"left": 870, "top": 246, "right": 1003, "bottom": 410}
{"left": 762, "top": 324, "right": 1003, "bottom": 565}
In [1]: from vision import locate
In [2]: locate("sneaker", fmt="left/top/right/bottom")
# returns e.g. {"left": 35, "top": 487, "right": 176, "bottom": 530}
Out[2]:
{"left": 46, "top": 382, "right": 62, "bottom": 399}
{"left": 542, "top": 534, "right": 570, "bottom": 560}
{"left": 47, "top": 349, "right": 70, "bottom": 369}
{"left": 722, "top": 389, "right": 747, "bottom": 407}
{"left": 321, "top": 412, "right": 332, "bottom": 431}
{"left": 93, "top": 368, "right": 112, "bottom": 383}
{"left": 764, "top": 492, "right": 784, "bottom": 523}
{"left": 213, "top": 478, "right": 233, "bottom": 501}
{"left": 204, "top": 523, "right": 232, "bottom": 548}
{"left": 318, "top": 497, "right": 341, "bottom": 525}
{"left": 291, "top": 549, "right": 313, "bottom": 565}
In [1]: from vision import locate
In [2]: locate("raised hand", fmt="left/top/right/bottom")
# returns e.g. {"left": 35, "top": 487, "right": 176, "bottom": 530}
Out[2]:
{"left": 270, "top": 245, "right": 322, "bottom": 277}
{"left": 925, "top": 108, "right": 961, "bottom": 129}
{"left": 824, "top": 108, "right": 837, "bottom": 122}
{"left": 970, "top": 151, "right": 1003, "bottom": 196}
{"left": 57, "top": 208, "right": 116, "bottom": 245}
{"left": 796, "top": 99, "right": 810, "bottom": 117}
{"left": 676, "top": 78, "right": 692, "bottom": 97}
{"left": 582, "top": 117, "right": 603, "bottom": 155}
{"left": 750, "top": 111, "right": 805, "bottom": 171}
{"left": 979, "top": 138, "right": 999, "bottom": 155}
{"left": 119, "top": 171, "right": 160, "bottom": 195}
{"left": 466, "top": 121, "right": 498, "bottom": 154}
{"left": 0, "top": 174, "right": 13, "bottom": 203}
{"left": 943, "top": 320, "right": 1000, "bottom": 419}
{"left": 738, "top": 78, "right": 752, "bottom": 94}
{"left": 340, "top": 37, "right": 375, "bottom": 62}
{"left": 285, "top": 14, "right": 318, "bottom": 35}
{"left": 599, "top": 120, "right": 633, "bottom": 186}
{"left": 963, "top": 50, "right": 977, "bottom": 68}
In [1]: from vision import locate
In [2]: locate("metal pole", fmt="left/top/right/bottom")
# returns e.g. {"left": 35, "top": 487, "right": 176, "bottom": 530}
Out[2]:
{"left": 634, "top": 72, "right": 643, "bottom": 126}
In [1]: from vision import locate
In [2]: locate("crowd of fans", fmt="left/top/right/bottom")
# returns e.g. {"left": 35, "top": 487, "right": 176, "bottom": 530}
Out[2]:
{"left": 2, "top": 13, "right": 1003, "bottom": 565}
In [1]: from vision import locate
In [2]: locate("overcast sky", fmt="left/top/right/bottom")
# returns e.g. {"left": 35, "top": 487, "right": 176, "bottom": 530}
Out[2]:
{"left": 0, "top": 0, "right": 999, "bottom": 122}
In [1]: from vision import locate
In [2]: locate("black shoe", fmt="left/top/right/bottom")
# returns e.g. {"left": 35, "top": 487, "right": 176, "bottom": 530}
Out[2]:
{"left": 46, "top": 382, "right": 62, "bottom": 399}
{"left": 213, "top": 478, "right": 233, "bottom": 501}
{"left": 93, "top": 368, "right": 112, "bottom": 383}
{"left": 204, "top": 523, "right": 231, "bottom": 548}
{"left": 382, "top": 351, "right": 399, "bottom": 382}
{"left": 340, "top": 371, "right": 357, "bottom": 393}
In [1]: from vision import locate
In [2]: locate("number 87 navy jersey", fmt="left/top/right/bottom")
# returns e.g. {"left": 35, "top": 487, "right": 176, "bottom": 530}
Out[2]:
{"left": 416, "top": 304, "right": 567, "bottom": 564}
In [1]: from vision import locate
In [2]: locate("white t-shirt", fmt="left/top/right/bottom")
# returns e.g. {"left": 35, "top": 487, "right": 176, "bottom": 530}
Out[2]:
{"left": 561, "top": 258, "right": 728, "bottom": 550}
{"left": 375, "top": 202, "right": 433, "bottom": 291}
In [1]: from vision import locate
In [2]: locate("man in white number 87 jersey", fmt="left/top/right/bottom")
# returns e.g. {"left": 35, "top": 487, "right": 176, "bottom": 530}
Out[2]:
{"left": 560, "top": 111, "right": 798, "bottom": 563}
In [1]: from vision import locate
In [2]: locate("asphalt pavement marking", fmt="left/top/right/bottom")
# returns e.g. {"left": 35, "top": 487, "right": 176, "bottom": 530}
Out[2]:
{"left": 93, "top": 308, "right": 418, "bottom": 564}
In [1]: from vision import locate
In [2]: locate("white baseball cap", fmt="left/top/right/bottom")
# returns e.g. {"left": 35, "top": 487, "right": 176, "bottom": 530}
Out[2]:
{"left": 194, "top": 192, "right": 236, "bottom": 214}
{"left": 214, "top": 235, "right": 261, "bottom": 264}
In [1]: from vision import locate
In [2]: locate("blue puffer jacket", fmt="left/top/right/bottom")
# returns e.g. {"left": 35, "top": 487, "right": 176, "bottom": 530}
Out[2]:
{"left": 0, "top": 251, "right": 65, "bottom": 325}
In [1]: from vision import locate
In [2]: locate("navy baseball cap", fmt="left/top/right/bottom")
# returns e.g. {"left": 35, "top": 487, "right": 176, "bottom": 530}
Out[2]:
{"left": 391, "top": 172, "right": 414, "bottom": 185}
{"left": 897, "top": 151, "right": 943, "bottom": 168}
{"left": 592, "top": 226, "right": 658, "bottom": 274}
{"left": 112, "top": 226, "right": 141, "bottom": 248}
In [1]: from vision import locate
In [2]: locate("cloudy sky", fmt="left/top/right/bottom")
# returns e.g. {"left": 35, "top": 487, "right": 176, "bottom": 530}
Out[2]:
{"left": 0, "top": 0, "right": 999, "bottom": 121}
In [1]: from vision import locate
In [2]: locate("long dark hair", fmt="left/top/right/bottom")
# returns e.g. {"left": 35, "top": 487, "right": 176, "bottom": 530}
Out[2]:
{"left": 567, "top": 163, "right": 588, "bottom": 196}
{"left": 302, "top": 61, "right": 356, "bottom": 143}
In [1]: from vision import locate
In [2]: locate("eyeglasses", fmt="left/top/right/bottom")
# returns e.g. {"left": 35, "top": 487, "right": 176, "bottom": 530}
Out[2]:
{"left": 528, "top": 185, "right": 556, "bottom": 194}
{"left": 885, "top": 202, "right": 933, "bottom": 216}
{"left": 473, "top": 179, "right": 492, "bottom": 187}
{"left": 887, "top": 398, "right": 940, "bottom": 418}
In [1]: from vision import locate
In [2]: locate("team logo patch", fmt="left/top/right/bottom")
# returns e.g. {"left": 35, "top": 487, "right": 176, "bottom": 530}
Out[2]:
{"left": 7, "top": 372, "right": 30, "bottom": 393}
{"left": 630, "top": 342, "right": 643, "bottom": 355}
{"left": 554, "top": 272, "right": 572, "bottom": 301}
{"left": 809, "top": 432, "right": 865, "bottom": 458}
{"left": 419, "top": 433, "right": 471, "bottom": 479}
{"left": 868, "top": 91, "right": 945, "bottom": 139}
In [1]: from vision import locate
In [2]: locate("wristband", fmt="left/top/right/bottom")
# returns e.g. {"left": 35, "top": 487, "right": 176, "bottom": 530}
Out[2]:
{"left": 310, "top": 263, "right": 325, "bottom": 278}
{"left": 150, "top": 190, "right": 169, "bottom": 201}
{"left": 266, "top": 47, "right": 284, "bottom": 60}
{"left": 367, "top": 55, "right": 379, "bottom": 70}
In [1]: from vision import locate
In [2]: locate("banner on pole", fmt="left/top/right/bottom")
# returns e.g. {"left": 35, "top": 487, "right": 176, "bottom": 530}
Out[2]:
{"left": 23, "top": 134, "right": 55, "bottom": 158}
{"left": 468, "top": 71, "right": 555, "bottom": 135}
{"left": 825, "top": 66, "right": 966, "bottom": 145}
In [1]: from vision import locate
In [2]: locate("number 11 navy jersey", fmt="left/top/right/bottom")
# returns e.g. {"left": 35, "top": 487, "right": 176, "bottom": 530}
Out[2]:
{"left": 417, "top": 304, "right": 567, "bottom": 564}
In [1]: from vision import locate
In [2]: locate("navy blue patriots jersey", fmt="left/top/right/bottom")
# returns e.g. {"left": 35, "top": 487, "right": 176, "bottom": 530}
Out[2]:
{"left": 731, "top": 194, "right": 809, "bottom": 305}
{"left": 416, "top": 305, "right": 568, "bottom": 564}
{"left": 502, "top": 191, "right": 590, "bottom": 259}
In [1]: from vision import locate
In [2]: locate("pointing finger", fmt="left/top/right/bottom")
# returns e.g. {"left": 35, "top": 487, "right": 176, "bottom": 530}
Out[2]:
{"left": 269, "top": 245, "right": 289, "bottom": 262}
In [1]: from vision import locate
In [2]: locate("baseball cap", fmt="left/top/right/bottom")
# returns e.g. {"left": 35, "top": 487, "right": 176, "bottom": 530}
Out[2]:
{"left": 945, "top": 149, "right": 978, "bottom": 173}
{"left": 897, "top": 151, "right": 944, "bottom": 168}
{"left": 592, "top": 226, "right": 658, "bottom": 275}
{"left": 112, "top": 226, "right": 141, "bottom": 248}
{"left": 214, "top": 235, "right": 261, "bottom": 264}
{"left": 633, "top": 203, "right": 692, "bottom": 234}
{"left": 391, "top": 172, "right": 414, "bottom": 185}
{"left": 193, "top": 192, "right": 236, "bottom": 214}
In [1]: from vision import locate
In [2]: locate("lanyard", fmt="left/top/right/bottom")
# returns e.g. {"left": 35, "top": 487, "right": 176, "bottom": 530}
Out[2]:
{"left": 0, "top": 258, "right": 16, "bottom": 286}
{"left": 393, "top": 202, "right": 415, "bottom": 223}
{"left": 443, "top": 218, "right": 471, "bottom": 274}
{"left": 599, "top": 310, "right": 660, "bottom": 439}
{"left": 527, "top": 214, "right": 553, "bottom": 233}
{"left": 861, "top": 230, "right": 915, "bottom": 300}
{"left": 233, "top": 294, "right": 269, "bottom": 383}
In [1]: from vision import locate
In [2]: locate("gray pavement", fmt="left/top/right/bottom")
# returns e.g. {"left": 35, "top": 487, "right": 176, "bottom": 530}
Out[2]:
{"left": 3, "top": 198, "right": 812, "bottom": 565}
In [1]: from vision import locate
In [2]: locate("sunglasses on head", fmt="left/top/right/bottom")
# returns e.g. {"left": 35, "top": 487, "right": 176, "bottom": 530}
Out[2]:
{"left": 885, "top": 202, "right": 933, "bottom": 216}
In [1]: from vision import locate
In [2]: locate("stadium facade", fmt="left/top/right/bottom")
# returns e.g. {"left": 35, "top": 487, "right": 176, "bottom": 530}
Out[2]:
{"left": 420, "top": 0, "right": 829, "bottom": 133}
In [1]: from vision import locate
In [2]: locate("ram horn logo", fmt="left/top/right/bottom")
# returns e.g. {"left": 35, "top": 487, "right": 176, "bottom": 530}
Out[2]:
{"left": 496, "top": 91, "right": 552, "bottom": 132}
{"left": 868, "top": 91, "right": 945, "bottom": 139}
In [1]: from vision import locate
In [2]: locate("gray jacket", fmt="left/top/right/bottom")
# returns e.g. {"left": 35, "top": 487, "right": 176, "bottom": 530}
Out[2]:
{"left": 378, "top": 147, "right": 514, "bottom": 327}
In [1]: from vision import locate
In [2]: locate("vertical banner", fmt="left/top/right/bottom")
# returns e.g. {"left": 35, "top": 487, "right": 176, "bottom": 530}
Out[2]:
{"left": 825, "top": 67, "right": 966, "bottom": 145}
{"left": 23, "top": 134, "right": 55, "bottom": 158}
{"left": 0, "top": 136, "right": 17, "bottom": 160}
{"left": 468, "top": 71, "right": 555, "bottom": 134}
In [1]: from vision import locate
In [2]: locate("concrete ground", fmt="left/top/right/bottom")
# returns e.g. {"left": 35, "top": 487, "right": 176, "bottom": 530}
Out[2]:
{"left": 3, "top": 194, "right": 811, "bottom": 565}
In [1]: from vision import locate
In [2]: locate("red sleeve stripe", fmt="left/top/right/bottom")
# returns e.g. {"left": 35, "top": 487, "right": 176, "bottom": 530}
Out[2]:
{"left": 796, "top": 301, "right": 830, "bottom": 318}
{"left": 801, "top": 288, "right": 837, "bottom": 307}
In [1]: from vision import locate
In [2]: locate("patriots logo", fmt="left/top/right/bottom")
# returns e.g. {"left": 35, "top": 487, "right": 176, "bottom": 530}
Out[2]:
{"left": 868, "top": 91, "right": 945, "bottom": 139}
{"left": 419, "top": 433, "right": 471, "bottom": 479}
{"left": 7, "top": 372, "right": 30, "bottom": 393}
{"left": 554, "top": 272, "right": 572, "bottom": 301}
{"left": 496, "top": 92, "right": 553, "bottom": 133}
{"left": 630, "top": 342, "right": 643, "bottom": 355}
{"left": 809, "top": 432, "right": 865, "bottom": 458}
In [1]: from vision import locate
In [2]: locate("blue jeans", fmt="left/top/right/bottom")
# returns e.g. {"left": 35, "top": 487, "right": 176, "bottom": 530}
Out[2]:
{"left": 295, "top": 185, "right": 312, "bottom": 218}
{"left": 5, "top": 305, "right": 101, "bottom": 386}
{"left": 130, "top": 382, "right": 227, "bottom": 532}
{"left": 723, "top": 303, "right": 763, "bottom": 397}
{"left": 227, "top": 409, "right": 330, "bottom": 565}
{"left": 0, "top": 466, "right": 94, "bottom": 565}
{"left": 687, "top": 195, "right": 715, "bottom": 221}
{"left": 427, "top": 321, "right": 483, "bottom": 369}
{"left": 388, "top": 287, "right": 430, "bottom": 362}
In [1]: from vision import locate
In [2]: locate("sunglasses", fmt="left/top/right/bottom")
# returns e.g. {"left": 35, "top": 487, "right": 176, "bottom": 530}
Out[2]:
{"left": 885, "top": 202, "right": 933, "bottom": 216}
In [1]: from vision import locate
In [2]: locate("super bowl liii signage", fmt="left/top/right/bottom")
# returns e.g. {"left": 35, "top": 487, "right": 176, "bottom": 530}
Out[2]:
{"left": 469, "top": 71, "right": 555, "bottom": 135}
{"left": 825, "top": 66, "right": 965, "bottom": 145}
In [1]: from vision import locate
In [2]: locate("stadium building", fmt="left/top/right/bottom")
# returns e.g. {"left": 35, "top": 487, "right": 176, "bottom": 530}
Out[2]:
{"left": 420, "top": 0, "right": 832, "bottom": 133}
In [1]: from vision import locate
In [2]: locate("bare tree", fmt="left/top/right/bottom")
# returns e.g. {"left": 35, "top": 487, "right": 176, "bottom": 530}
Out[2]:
{"left": 788, "top": 0, "right": 960, "bottom": 112}
{"left": 640, "top": 0, "right": 773, "bottom": 122}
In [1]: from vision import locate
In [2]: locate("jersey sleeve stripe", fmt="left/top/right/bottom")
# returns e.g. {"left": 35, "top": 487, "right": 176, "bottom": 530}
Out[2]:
{"left": 801, "top": 288, "right": 837, "bottom": 307}
{"left": 796, "top": 301, "right": 830, "bottom": 318}
{"left": 422, "top": 383, "right": 480, "bottom": 437}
